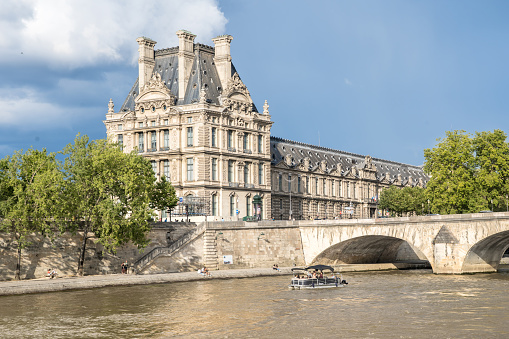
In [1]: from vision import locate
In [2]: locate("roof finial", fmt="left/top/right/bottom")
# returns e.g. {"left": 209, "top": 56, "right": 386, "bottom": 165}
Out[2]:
{"left": 108, "top": 98, "right": 114, "bottom": 114}
{"left": 199, "top": 87, "right": 207, "bottom": 104}
{"left": 263, "top": 100, "right": 269, "bottom": 114}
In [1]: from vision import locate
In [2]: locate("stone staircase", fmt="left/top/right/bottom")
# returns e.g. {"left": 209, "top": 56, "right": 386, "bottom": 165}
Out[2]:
{"left": 203, "top": 229, "right": 219, "bottom": 270}
{"left": 133, "top": 223, "right": 206, "bottom": 273}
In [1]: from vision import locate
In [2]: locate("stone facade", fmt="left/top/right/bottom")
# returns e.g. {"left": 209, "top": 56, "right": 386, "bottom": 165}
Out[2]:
{"left": 104, "top": 31, "right": 428, "bottom": 222}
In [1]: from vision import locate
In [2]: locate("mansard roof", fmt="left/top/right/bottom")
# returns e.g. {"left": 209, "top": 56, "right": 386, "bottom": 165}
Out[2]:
{"left": 119, "top": 44, "right": 257, "bottom": 112}
{"left": 270, "top": 136, "right": 428, "bottom": 186}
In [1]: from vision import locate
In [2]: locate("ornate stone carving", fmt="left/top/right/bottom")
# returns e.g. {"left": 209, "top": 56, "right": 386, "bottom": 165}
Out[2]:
{"left": 199, "top": 87, "right": 207, "bottom": 104}
{"left": 285, "top": 154, "right": 293, "bottom": 167}
{"left": 263, "top": 100, "right": 269, "bottom": 115}
{"left": 108, "top": 98, "right": 114, "bottom": 114}
{"left": 223, "top": 72, "right": 249, "bottom": 98}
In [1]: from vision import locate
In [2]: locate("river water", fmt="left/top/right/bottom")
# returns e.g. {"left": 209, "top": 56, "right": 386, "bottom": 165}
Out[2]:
{"left": 1, "top": 270, "right": 509, "bottom": 338}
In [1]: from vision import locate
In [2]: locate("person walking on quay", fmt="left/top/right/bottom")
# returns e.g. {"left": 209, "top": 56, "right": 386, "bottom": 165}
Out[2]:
{"left": 124, "top": 261, "right": 129, "bottom": 274}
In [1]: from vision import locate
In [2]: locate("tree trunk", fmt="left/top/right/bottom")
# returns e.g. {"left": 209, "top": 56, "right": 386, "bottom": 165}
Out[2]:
{"left": 77, "top": 229, "right": 88, "bottom": 276}
{"left": 15, "top": 246, "right": 21, "bottom": 280}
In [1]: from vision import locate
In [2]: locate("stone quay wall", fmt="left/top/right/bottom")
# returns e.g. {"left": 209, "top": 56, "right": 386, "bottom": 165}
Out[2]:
{"left": 0, "top": 222, "right": 191, "bottom": 281}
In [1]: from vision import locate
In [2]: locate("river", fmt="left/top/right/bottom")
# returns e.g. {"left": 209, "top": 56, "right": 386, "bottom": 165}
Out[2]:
{"left": 1, "top": 270, "right": 509, "bottom": 338}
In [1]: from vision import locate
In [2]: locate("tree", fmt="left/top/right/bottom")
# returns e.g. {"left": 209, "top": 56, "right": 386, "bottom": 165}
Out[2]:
{"left": 61, "top": 134, "right": 178, "bottom": 276}
{"left": 472, "top": 130, "right": 509, "bottom": 211}
{"left": 424, "top": 130, "right": 477, "bottom": 214}
{"left": 378, "top": 186, "right": 426, "bottom": 216}
{"left": 0, "top": 149, "right": 63, "bottom": 280}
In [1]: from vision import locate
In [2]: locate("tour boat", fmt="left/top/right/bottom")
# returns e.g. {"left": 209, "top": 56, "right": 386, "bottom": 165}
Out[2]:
{"left": 289, "top": 265, "right": 347, "bottom": 289}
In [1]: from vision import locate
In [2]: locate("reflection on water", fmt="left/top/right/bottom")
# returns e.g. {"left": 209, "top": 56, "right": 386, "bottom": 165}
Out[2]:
{"left": 1, "top": 270, "right": 509, "bottom": 338}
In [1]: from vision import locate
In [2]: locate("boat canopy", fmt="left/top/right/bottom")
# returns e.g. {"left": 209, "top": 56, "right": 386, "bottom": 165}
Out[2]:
{"left": 291, "top": 265, "right": 334, "bottom": 272}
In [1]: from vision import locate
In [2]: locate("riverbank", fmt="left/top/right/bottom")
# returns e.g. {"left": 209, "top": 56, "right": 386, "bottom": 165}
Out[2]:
{"left": 0, "top": 262, "right": 429, "bottom": 296}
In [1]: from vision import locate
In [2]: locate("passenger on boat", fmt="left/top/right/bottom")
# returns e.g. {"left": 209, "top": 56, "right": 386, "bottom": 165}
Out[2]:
{"left": 312, "top": 271, "right": 317, "bottom": 278}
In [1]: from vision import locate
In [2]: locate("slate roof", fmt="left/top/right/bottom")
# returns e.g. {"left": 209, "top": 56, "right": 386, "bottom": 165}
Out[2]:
{"left": 270, "top": 136, "right": 428, "bottom": 186}
{"left": 120, "top": 44, "right": 257, "bottom": 112}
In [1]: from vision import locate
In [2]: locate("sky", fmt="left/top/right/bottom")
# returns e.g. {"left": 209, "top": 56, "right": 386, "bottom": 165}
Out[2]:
{"left": 1, "top": 0, "right": 508, "bottom": 166}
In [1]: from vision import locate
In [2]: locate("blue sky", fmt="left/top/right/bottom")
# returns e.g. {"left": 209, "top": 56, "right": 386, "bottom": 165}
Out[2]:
{"left": 1, "top": 0, "right": 508, "bottom": 166}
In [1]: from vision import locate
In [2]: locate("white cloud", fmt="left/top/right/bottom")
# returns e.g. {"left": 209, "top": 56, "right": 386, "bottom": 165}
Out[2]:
{"left": 0, "top": 88, "right": 74, "bottom": 129}
{"left": 0, "top": 0, "right": 227, "bottom": 68}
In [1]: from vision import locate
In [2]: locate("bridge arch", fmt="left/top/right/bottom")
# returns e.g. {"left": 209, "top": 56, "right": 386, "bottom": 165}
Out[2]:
{"left": 461, "top": 230, "right": 509, "bottom": 273}
{"left": 310, "top": 235, "right": 430, "bottom": 267}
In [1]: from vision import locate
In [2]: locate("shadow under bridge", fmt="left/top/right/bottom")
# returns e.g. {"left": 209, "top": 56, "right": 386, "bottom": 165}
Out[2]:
{"left": 311, "top": 235, "right": 430, "bottom": 267}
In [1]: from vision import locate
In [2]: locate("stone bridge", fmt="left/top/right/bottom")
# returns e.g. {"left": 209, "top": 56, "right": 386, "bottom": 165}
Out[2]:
{"left": 296, "top": 212, "right": 509, "bottom": 274}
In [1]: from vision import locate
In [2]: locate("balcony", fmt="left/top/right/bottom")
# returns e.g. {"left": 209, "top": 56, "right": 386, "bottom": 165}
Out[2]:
{"left": 229, "top": 182, "right": 239, "bottom": 187}
{"left": 159, "top": 147, "right": 170, "bottom": 151}
{"left": 243, "top": 149, "right": 252, "bottom": 154}
{"left": 147, "top": 148, "right": 157, "bottom": 152}
{"left": 245, "top": 183, "right": 255, "bottom": 188}
{"left": 228, "top": 147, "right": 237, "bottom": 152}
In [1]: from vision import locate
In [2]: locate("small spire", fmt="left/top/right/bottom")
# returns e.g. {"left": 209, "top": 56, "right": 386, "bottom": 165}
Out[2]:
{"left": 263, "top": 100, "right": 269, "bottom": 114}
{"left": 108, "top": 98, "right": 114, "bottom": 114}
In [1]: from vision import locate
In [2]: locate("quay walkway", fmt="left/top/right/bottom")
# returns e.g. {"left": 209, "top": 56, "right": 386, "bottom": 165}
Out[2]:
{"left": 0, "top": 262, "right": 428, "bottom": 296}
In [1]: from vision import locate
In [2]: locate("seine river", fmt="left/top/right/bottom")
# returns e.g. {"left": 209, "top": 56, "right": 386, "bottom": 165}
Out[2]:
{"left": 1, "top": 270, "right": 509, "bottom": 338}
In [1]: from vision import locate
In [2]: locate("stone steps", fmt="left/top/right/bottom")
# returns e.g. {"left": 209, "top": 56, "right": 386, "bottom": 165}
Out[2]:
{"left": 203, "top": 230, "right": 218, "bottom": 270}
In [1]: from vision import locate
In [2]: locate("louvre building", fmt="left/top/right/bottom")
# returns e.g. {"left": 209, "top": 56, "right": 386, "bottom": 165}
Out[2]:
{"left": 104, "top": 31, "right": 428, "bottom": 221}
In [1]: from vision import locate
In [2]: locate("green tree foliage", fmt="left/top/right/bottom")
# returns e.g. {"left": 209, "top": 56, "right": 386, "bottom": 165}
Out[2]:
{"left": 61, "top": 134, "right": 178, "bottom": 276}
{"left": 0, "top": 149, "right": 63, "bottom": 280}
{"left": 424, "top": 130, "right": 477, "bottom": 214}
{"left": 378, "top": 186, "right": 426, "bottom": 216}
{"left": 424, "top": 129, "right": 509, "bottom": 214}
{"left": 472, "top": 130, "right": 509, "bottom": 211}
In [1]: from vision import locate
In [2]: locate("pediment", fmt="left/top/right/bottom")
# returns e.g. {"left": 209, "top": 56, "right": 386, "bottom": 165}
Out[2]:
{"left": 229, "top": 93, "right": 249, "bottom": 102}
{"left": 135, "top": 73, "right": 175, "bottom": 104}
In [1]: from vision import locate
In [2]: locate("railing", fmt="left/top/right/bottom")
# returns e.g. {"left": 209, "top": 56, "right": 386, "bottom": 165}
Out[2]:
{"left": 245, "top": 183, "right": 254, "bottom": 188}
{"left": 159, "top": 147, "right": 170, "bottom": 151}
{"left": 133, "top": 224, "right": 206, "bottom": 273}
{"left": 229, "top": 182, "right": 239, "bottom": 187}
{"left": 243, "top": 149, "right": 252, "bottom": 154}
{"left": 147, "top": 147, "right": 157, "bottom": 152}
{"left": 228, "top": 147, "right": 236, "bottom": 152}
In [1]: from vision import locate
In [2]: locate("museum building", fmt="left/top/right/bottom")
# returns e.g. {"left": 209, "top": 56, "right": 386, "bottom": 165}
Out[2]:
{"left": 104, "top": 31, "right": 428, "bottom": 221}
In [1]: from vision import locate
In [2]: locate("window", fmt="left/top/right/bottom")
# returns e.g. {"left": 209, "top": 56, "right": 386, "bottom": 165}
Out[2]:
{"left": 243, "top": 133, "right": 248, "bottom": 150}
{"left": 347, "top": 182, "right": 351, "bottom": 198}
{"left": 187, "top": 127, "right": 193, "bottom": 146}
{"left": 211, "top": 127, "right": 217, "bottom": 147}
{"left": 315, "top": 178, "right": 319, "bottom": 195}
{"left": 151, "top": 161, "right": 157, "bottom": 174}
{"left": 246, "top": 196, "right": 251, "bottom": 216}
{"left": 138, "top": 122, "right": 144, "bottom": 128}
{"left": 163, "top": 160, "right": 169, "bottom": 179}
{"left": 230, "top": 195, "right": 235, "bottom": 216}
{"left": 163, "top": 119, "right": 168, "bottom": 125}
{"left": 138, "top": 132, "right": 144, "bottom": 151}
{"left": 306, "top": 177, "right": 309, "bottom": 193}
{"left": 258, "top": 164, "right": 263, "bottom": 185}
{"left": 228, "top": 160, "right": 234, "bottom": 183}
{"left": 258, "top": 135, "right": 263, "bottom": 153}
{"left": 164, "top": 130, "right": 169, "bottom": 148}
{"left": 227, "top": 130, "right": 233, "bottom": 148}
{"left": 151, "top": 121, "right": 156, "bottom": 127}
{"left": 244, "top": 164, "right": 249, "bottom": 184}
{"left": 212, "top": 158, "right": 217, "bottom": 181}
{"left": 212, "top": 194, "right": 218, "bottom": 216}
{"left": 353, "top": 182, "right": 356, "bottom": 198}
{"left": 118, "top": 124, "right": 123, "bottom": 131}
{"left": 332, "top": 181, "right": 335, "bottom": 196}
{"left": 323, "top": 179, "right": 326, "bottom": 196}
{"left": 297, "top": 176, "right": 301, "bottom": 193}
{"left": 187, "top": 158, "right": 193, "bottom": 181}
{"left": 151, "top": 131, "right": 157, "bottom": 149}
{"left": 339, "top": 180, "right": 342, "bottom": 197}
{"left": 279, "top": 174, "right": 283, "bottom": 191}
{"left": 187, "top": 117, "right": 192, "bottom": 123}
{"left": 288, "top": 175, "right": 292, "bottom": 192}
{"left": 117, "top": 134, "right": 123, "bottom": 149}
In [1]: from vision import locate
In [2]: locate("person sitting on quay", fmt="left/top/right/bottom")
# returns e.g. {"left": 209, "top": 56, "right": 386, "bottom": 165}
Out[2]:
{"left": 203, "top": 266, "right": 211, "bottom": 277}
{"left": 47, "top": 269, "right": 57, "bottom": 279}
{"left": 272, "top": 264, "right": 281, "bottom": 272}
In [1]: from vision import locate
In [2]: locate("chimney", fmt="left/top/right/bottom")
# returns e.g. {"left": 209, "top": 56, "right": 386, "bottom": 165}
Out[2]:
{"left": 136, "top": 37, "right": 157, "bottom": 90}
{"left": 212, "top": 34, "right": 233, "bottom": 89}
{"left": 176, "top": 30, "right": 196, "bottom": 101}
